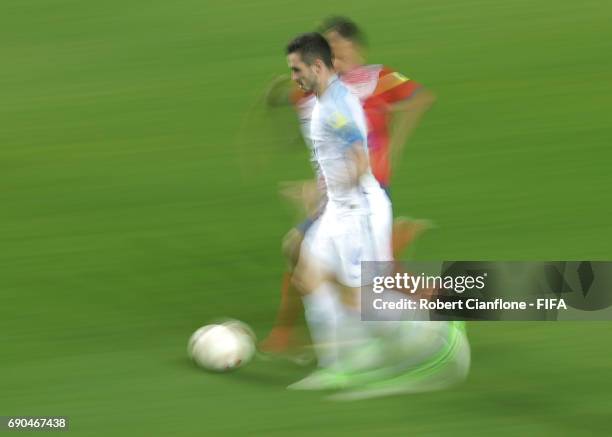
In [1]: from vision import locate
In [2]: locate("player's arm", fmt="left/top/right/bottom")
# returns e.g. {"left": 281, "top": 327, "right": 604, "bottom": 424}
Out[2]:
{"left": 279, "top": 179, "right": 325, "bottom": 217}
{"left": 332, "top": 111, "right": 369, "bottom": 185}
{"left": 374, "top": 69, "right": 436, "bottom": 166}
{"left": 388, "top": 87, "right": 436, "bottom": 164}
{"left": 346, "top": 142, "right": 369, "bottom": 184}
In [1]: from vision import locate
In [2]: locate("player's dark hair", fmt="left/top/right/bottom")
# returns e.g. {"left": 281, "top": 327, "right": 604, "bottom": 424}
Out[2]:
{"left": 318, "top": 16, "right": 367, "bottom": 47}
{"left": 286, "top": 32, "right": 334, "bottom": 69}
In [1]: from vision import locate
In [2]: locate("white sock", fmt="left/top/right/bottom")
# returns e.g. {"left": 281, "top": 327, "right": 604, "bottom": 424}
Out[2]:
{"left": 302, "top": 283, "right": 341, "bottom": 368}
{"left": 366, "top": 289, "right": 417, "bottom": 337}
{"left": 335, "top": 301, "right": 396, "bottom": 372}
{"left": 338, "top": 289, "right": 419, "bottom": 371}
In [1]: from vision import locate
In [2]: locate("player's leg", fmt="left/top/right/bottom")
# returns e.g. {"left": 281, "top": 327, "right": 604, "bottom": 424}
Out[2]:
{"left": 322, "top": 201, "right": 467, "bottom": 396}
{"left": 289, "top": 214, "right": 344, "bottom": 371}
{"left": 289, "top": 211, "right": 388, "bottom": 390}
{"left": 324, "top": 191, "right": 449, "bottom": 387}
{"left": 327, "top": 207, "right": 392, "bottom": 362}
{"left": 287, "top": 210, "right": 373, "bottom": 390}
{"left": 258, "top": 272, "right": 303, "bottom": 353}
{"left": 330, "top": 193, "right": 470, "bottom": 398}
{"left": 287, "top": 280, "right": 371, "bottom": 391}
{"left": 289, "top": 193, "right": 437, "bottom": 391}
{"left": 259, "top": 226, "right": 307, "bottom": 354}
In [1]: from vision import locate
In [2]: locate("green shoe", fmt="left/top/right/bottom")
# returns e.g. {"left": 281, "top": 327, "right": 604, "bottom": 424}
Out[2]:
{"left": 329, "top": 324, "right": 470, "bottom": 401}
{"left": 287, "top": 368, "right": 349, "bottom": 391}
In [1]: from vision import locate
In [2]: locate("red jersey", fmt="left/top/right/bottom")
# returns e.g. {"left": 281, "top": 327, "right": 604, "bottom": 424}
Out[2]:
{"left": 342, "top": 65, "right": 421, "bottom": 188}
{"left": 290, "top": 65, "right": 421, "bottom": 188}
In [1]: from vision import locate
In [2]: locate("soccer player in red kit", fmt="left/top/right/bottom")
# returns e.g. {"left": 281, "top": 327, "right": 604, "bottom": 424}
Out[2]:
{"left": 261, "top": 17, "right": 435, "bottom": 355}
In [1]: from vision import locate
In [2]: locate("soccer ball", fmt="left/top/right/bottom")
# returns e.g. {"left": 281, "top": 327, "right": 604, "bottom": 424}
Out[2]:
{"left": 188, "top": 320, "right": 256, "bottom": 372}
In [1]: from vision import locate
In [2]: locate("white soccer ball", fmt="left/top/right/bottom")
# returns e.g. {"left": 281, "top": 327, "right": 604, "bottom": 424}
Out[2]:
{"left": 188, "top": 321, "right": 255, "bottom": 372}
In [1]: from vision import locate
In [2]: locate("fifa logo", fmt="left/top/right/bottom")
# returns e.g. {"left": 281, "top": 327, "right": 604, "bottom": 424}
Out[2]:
{"left": 542, "top": 262, "right": 612, "bottom": 311}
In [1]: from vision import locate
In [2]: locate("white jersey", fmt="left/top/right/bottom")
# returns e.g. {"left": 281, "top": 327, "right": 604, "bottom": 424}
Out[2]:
{"left": 310, "top": 76, "right": 379, "bottom": 210}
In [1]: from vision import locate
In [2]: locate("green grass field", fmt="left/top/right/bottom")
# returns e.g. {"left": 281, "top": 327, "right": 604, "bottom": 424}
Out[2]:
{"left": 1, "top": 0, "right": 611, "bottom": 435}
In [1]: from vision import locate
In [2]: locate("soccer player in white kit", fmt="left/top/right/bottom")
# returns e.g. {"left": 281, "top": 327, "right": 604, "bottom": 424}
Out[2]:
{"left": 284, "top": 33, "right": 470, "bottom": 397}
{"left": 285, "top": 33, "right": 394, "bottom": 390}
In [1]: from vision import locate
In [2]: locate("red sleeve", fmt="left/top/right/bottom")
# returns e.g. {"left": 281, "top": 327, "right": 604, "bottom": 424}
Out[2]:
{"left": 374, "top": 67, "right": 421, "bottom": 104}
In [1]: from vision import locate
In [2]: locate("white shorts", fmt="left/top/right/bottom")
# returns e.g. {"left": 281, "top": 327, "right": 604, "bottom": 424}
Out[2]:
{"left": 302, "top": 187, "right": 393, "bottom": 288}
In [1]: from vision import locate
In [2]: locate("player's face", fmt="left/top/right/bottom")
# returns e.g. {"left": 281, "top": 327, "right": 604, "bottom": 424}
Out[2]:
{"left": 324, "top": 31, "right": 356, "bottom": 74}
{"left": 287, "top": 52, "right": 317, "bottom": 92}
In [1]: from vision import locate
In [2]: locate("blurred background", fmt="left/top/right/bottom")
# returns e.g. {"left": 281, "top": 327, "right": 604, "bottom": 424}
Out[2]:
{"left": 1, "top": 0, "right": 611, "bottom": 435}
